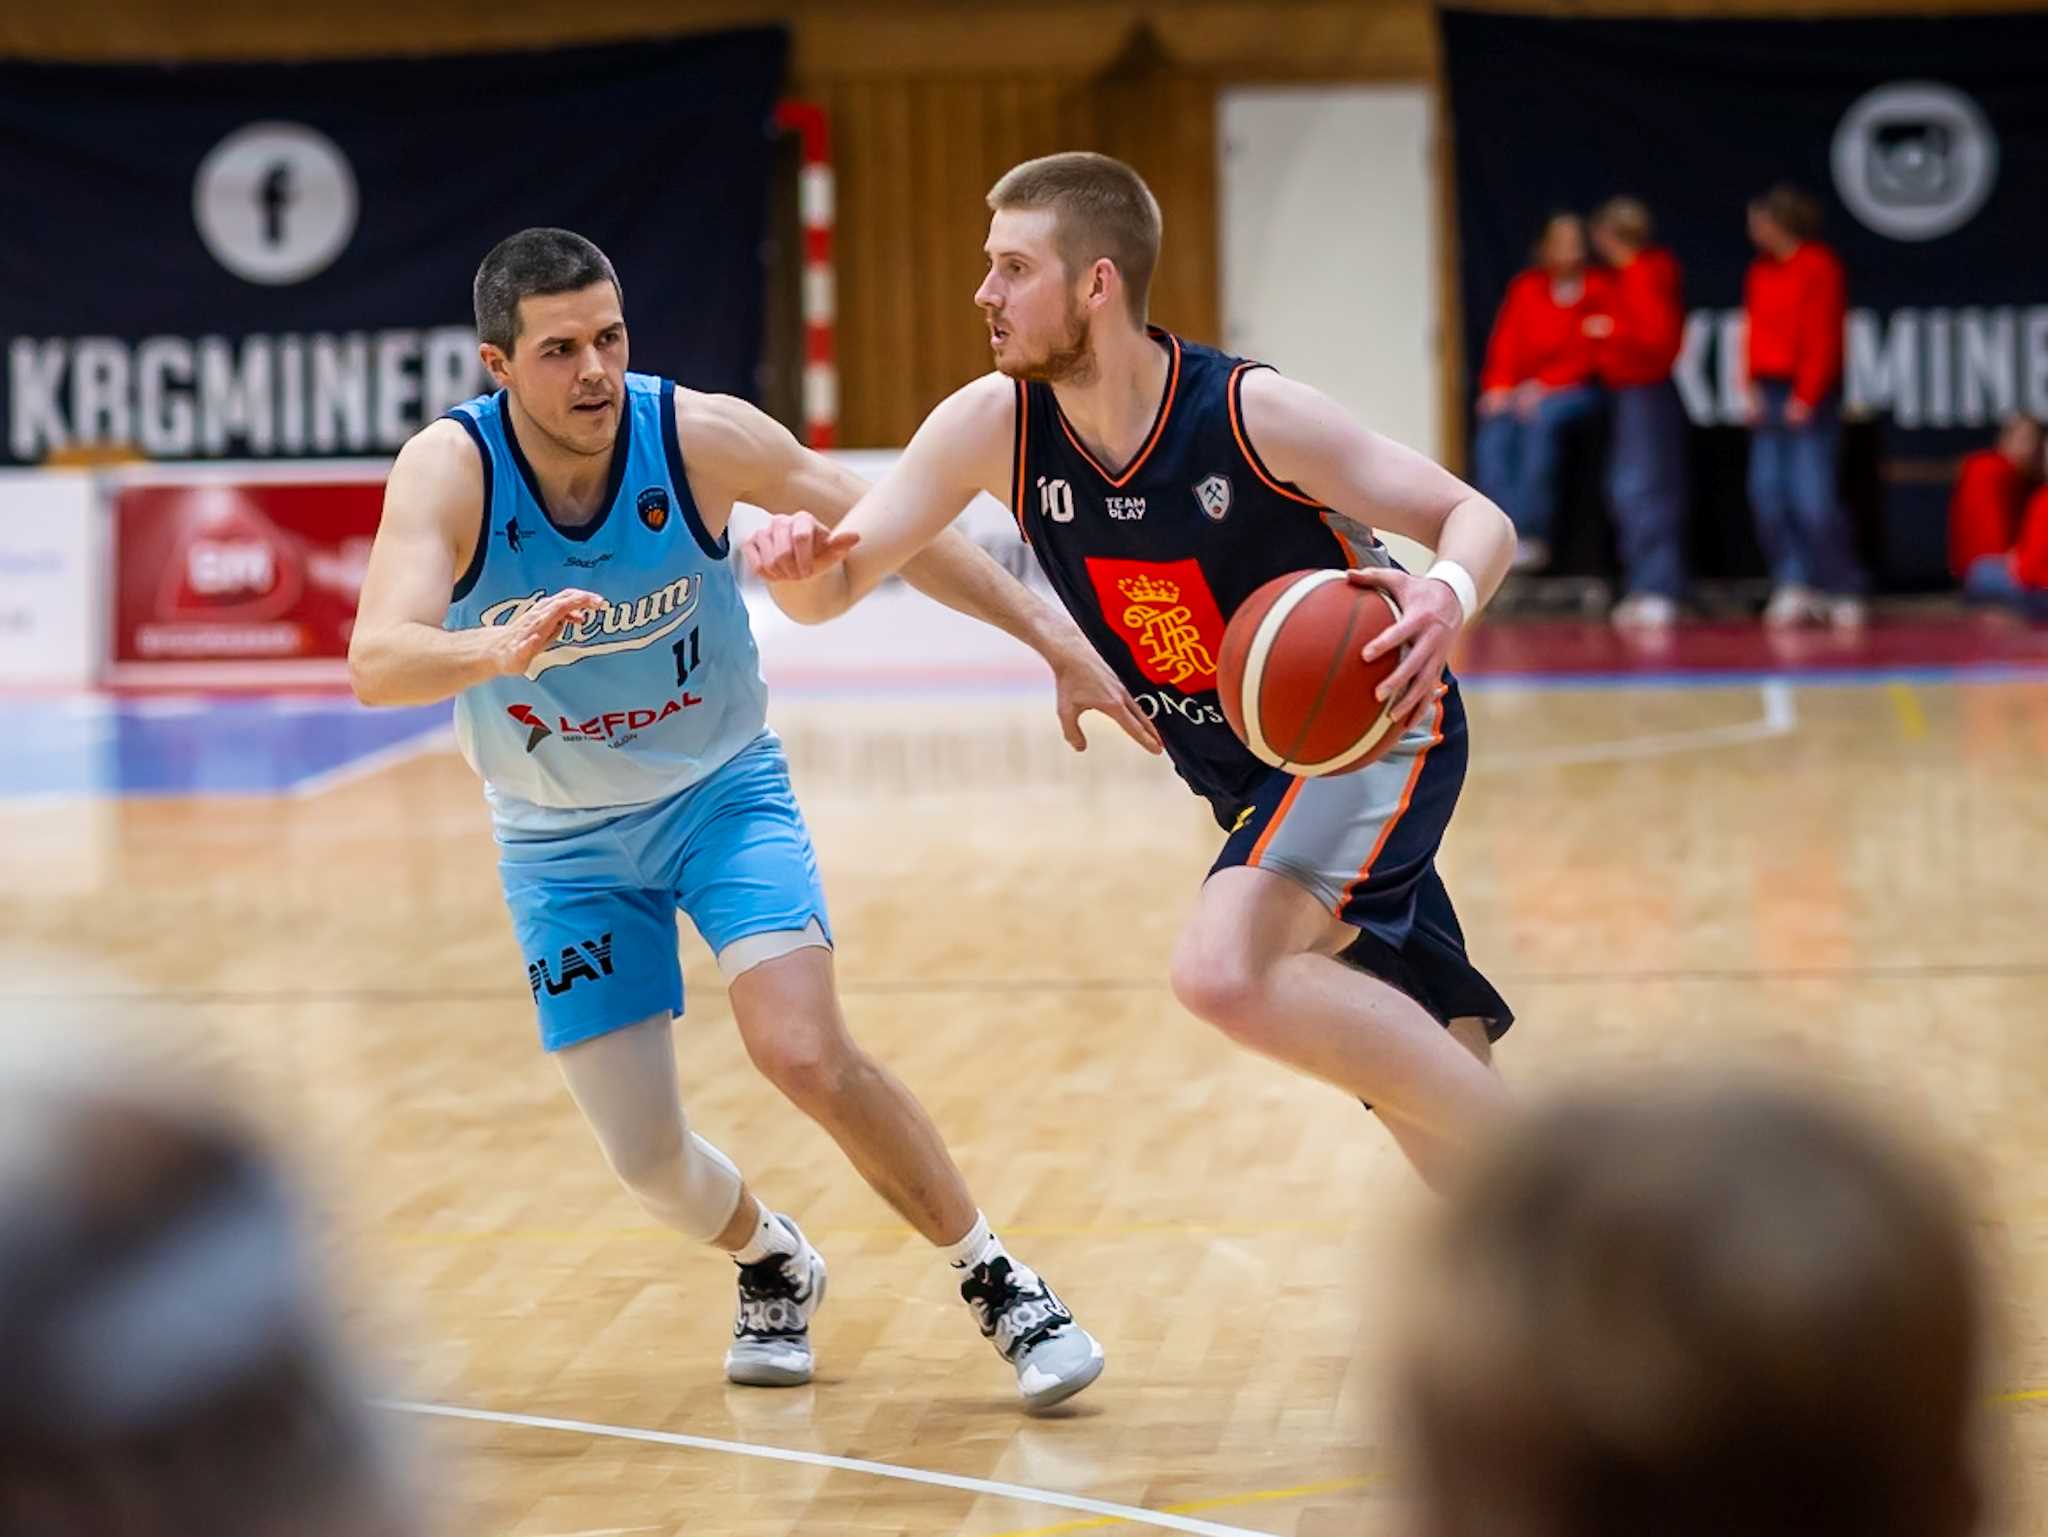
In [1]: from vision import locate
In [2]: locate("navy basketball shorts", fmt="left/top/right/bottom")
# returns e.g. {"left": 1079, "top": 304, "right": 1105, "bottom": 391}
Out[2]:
{"left": 1209, "top": 680, "right": 1513, "bottom": 1041}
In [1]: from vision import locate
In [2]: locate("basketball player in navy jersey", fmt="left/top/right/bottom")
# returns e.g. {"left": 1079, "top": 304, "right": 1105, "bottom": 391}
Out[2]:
{"left": 351, "top": 228, "right": 1148, "bottom": 1407}
{"left": 745, "top": 155, "right": 1518, "bottom": 1185}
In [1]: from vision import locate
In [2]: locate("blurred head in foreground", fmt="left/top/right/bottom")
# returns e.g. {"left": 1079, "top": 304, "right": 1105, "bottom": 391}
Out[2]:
{"left": 1400, "top": 1081, "right": 1985, "bottom": 1537}
{"left": 0, "top": 1058, "right": 414, "bottom": 1537}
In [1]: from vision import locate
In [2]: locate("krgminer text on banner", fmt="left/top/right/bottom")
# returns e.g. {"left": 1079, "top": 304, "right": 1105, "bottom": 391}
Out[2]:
{"left": 0, "top": 29, "right": 786, "bottom": 468}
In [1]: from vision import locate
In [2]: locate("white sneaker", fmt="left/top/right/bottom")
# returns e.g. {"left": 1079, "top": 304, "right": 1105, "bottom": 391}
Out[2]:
{"left": 1763, "top": 585, "right": 1819, "bottom": 629}
{"left": 959, "top": 1254, "right": 1105, "bottom": 1411}
{"left": 1613, "top": 594, "right": 1677, "bottom": 630}
{"left": 725, "top": 1217, "right": 827, "bottom": 1387}
{"left": 1827, "top": 596, "right": 1868, "bottom": 631}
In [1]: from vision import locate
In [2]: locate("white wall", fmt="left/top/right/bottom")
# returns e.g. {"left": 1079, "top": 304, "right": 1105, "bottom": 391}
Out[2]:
{"left": 1221, "top": 86, "right": 1440, "bottom": 568}
{"left": 0, "top": 471, "right": 102, "bottom": 686}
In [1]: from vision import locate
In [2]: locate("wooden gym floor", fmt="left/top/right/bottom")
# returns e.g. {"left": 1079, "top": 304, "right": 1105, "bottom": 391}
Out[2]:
{"left": 4, "top": 662, "right": 2044, "bottom": 1535}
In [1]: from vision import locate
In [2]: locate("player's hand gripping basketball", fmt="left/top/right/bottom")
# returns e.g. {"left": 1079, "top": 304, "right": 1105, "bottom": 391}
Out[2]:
{"left": 741, "top": 511, "right": 860, "bottom": 582}
{"left": 1347, "top": 566, "right": 1464, "bottom": 728}
{"left": 493, "top": 588, "right": 604, "bottom": 678}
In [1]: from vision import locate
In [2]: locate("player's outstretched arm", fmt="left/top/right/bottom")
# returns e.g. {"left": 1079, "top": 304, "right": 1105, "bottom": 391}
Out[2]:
{"left": 1237, "top": 368, "right": 1517, "bottom": 726}
{"left": 347, "top": 422, "right": 600, "bottom": 707}
{"left": 735, "top": 377, "right": 1017, "bottom": 622}
{"left": 685, "top": 387, "right": 1030, "bottom": 630}
{"left": 700, "top": 389, "right": 1162, "bottom": 754}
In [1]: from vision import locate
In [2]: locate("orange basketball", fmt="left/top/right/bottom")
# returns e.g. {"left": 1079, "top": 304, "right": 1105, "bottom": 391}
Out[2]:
{"left": 1217, "top": 569, "right": 1404, "bottom": 776}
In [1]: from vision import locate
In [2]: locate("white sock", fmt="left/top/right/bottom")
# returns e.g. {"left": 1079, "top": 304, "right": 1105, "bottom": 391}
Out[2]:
{"left": 943, "top": 1211, "right": 1003, "bottom": 1270}
{"left": 732, "top": 1206, "right": 799, "bottom": 1265}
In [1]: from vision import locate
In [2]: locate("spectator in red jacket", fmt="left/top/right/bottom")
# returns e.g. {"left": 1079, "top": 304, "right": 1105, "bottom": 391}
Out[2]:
{"left": 1591, "top": 196, "right": 1689, "bottom": 629}
{"left": 1963, "top": 474, "right": 2048, "bottom": 620}
{"left": 1474, "top": 212, "right": 1610, "bottom": 572}
{"left": 1742, "top": 183, "right": 1868, "bottom": 629}
{"left": 1949, "top": 415, "right": 2041, "bottom": 579}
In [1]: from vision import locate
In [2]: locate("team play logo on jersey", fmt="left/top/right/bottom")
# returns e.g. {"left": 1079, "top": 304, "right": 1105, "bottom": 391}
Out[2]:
{"left": 1193, "top": 474, "right": 1232, "bottom": 521}
{"left": 1083, "top": 557, "right": 1224, "bottom": 692}
{"left": 637, "top": 486, "right": 670, "bottom": 532}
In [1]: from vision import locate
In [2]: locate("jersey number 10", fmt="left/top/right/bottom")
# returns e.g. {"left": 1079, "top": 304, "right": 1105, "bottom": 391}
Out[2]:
{"left": 1038, "top": 476, "right": 1076, "bottom": 524}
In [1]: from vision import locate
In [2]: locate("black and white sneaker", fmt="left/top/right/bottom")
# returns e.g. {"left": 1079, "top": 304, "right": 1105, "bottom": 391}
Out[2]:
{"left": 960, "top": 1254, "right": 1104, "bottom": 1411}
{"left": 724, "top": 1216, "right": 827, "bottom": 1387}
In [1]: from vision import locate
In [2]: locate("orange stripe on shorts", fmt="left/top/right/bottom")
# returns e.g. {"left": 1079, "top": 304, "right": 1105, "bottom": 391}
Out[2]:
{"left": 1335, "top": 692, "right": 1446, "bottom": 915}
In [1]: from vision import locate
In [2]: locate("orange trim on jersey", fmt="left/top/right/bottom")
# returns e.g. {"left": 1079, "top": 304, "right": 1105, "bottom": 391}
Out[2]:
{"left": 1010, "top": 379, "right": 1031, "bottom": 543}
{"left": 1335, "top": 691, "right": 1447, "bottom": 916}
{"left": 1227, "top": 362, "right": 1324, "bottom": 509}
{"left": 1248, "top": 776, "right": 1309, "bottom": 868}
{"left": 1052, "top": 331, "right": 1182, "bottom": 488}
{"left": 1317, "top": 513, "right": 1362, "bottom": 570}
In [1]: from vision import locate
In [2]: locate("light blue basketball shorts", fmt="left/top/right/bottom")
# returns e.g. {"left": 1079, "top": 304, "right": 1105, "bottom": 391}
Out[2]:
{"left": 496, "top": 731, "right": 833, "bottom": 1051}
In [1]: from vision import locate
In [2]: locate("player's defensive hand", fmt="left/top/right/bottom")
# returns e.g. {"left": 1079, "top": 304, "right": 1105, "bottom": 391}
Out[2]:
{"left": 1050, "top": 640, "right": 1164, "bottom": 755}
{"left": 1347, "top": 566, "right": 1462, "bottom": 730}
{"left": 496, "top": 588, "right": 604, "bottom": 678}
{"left": 742, "top": 511, "right": 861, "bottom": 582}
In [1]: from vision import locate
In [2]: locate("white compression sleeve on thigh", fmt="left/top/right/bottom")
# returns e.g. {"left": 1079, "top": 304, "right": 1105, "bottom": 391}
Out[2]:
{"left": 717, "top": 917, "right": 830, "bottom": 981}
{"left": 553, "top": 1015, "right": 745, "bottom": 1243}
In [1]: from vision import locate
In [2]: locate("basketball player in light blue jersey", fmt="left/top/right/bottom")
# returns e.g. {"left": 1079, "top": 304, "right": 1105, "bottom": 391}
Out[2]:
{"left": 350, "top": 229, "right": 1157, "bottom": 1409}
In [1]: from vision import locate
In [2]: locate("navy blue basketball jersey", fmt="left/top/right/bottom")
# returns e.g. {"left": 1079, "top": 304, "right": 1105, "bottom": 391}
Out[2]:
{"left": 1011, "top": 330, "right": 1397, "bottom": 818}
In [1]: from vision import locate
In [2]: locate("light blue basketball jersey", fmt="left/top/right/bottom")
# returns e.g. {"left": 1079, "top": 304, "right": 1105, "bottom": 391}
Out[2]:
{"left": 442, "top": 372, "right": 768, "bottom": 833}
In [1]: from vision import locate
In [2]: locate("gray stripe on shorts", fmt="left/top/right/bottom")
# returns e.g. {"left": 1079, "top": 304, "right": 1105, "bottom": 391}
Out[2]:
{"left": 1250, "top": 694, "right": 1445, "bottom": 913}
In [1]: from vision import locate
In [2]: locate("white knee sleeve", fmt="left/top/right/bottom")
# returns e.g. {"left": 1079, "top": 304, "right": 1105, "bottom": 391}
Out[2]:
{"left": 677, "top": 1129, "right": 744, "bottom": 1242}
{"left": 555, "top": 1016, "right": 746, "bottom": 1243}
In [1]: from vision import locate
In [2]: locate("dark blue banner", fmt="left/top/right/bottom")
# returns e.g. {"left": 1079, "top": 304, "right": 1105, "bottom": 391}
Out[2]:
{"left": 1441, "top": 10, "right": 2048, "bottom": 586}
{"left": 0, "top": 29, "right": 786, "bottom": 465}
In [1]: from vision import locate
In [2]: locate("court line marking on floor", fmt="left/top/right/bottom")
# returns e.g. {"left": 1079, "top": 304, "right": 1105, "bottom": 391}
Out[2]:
{"left": 1483, "top": 680, "right": 1795, "bottom": 772}
{"left": 1887, "top": 680, "right": 1929, "bottom": 741}
{"left": 374, "top": 1217, "right": 1371, "bottom": 1249}
{"left": 289, "top": 723, "right": 454, "bottom": 799}
{"left": 12, "top": 957, "right": 2048, "bottom": 1009}
{"left": 381, "top": 1400, "right": 1275, "bottom": 1537}
{"left": 979, "top": 1474, "right": 1379, "bottom": 1537}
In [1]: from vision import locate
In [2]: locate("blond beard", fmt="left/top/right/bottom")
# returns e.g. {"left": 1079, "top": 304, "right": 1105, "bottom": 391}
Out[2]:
{"left": 1000, "top": 305, "right": 1095, "bottom": 386}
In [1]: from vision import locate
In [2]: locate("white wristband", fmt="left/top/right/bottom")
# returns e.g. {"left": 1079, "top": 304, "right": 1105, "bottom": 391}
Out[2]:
{"left": 1424, "top": 559, "right": 1479, "bottom": 624}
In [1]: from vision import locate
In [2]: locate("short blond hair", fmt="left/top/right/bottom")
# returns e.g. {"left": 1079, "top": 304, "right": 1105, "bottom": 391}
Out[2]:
{"left": 987, "top": 151, "right": 1162, "bottom": 325}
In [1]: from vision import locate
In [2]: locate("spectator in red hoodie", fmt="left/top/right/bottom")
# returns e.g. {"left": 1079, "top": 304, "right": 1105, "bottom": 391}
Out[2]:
{"left": 1963, "top": 468, "right": 2048, "bottom": 620}
{"left": 1948, "top": 415, "right": 2041, "bottom": 580}
{"left": 1590, "top": 197, "right": 1689, "bottom": 630}
{"left": 1742, "top": 183, "right": 1868, "bottom": 629}
{"left": 1474, "top": 212, "right": 1610, "bottom": 572}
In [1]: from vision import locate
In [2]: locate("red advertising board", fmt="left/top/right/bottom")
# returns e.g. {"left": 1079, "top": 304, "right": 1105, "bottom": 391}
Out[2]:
{"left": 112, "top": 480, "right": 383, "bottom": 670}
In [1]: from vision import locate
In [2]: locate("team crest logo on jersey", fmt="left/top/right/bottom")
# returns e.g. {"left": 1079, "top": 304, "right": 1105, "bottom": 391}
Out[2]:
{"left": 636, "top": 486, "right": 670, "bottom": 532}
{"left": 1193, "top": 474, "right": 1233, "bottom": 522}
{"left": 1083, "top": 557, "right": 1225, "bottom": 691}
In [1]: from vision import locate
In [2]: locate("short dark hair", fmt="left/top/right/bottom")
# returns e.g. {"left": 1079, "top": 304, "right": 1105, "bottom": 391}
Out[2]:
{"left": 987, "top": 152, "right": 1162, "bottom": 325}
{"left": 473, "top": 228, "right": 622, "bottom": 354}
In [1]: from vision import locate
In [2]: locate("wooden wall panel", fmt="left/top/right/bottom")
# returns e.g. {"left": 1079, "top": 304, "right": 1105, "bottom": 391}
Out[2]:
{"left": 816, "top": 69, "right": 1218, "bottom": 446}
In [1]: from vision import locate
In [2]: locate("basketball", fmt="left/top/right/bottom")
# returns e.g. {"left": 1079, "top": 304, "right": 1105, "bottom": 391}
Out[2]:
{"left": 1217, "top": 569, "right": 1405, "bottom": 776}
